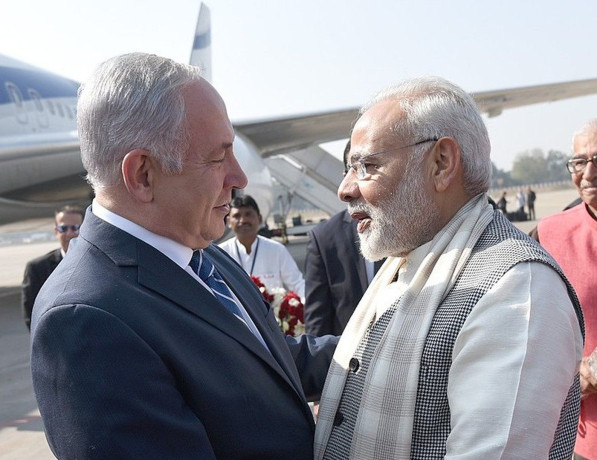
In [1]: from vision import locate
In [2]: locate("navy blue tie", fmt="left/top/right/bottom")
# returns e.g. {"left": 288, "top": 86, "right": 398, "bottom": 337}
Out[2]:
{"left": 190, "top": 250, "right": 243, "bottom": 318}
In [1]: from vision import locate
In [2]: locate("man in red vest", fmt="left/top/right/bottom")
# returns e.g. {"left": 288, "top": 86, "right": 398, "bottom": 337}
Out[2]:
{"left": 534, "top": 119, "right": 597, "bottom": 460}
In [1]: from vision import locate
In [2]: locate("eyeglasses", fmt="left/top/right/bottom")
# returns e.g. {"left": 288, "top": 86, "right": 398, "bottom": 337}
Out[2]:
{"left": 347, "top": 138, "right": 439, "bottom": 180}
{"left": 55, "top": 224, "right": 81, "bottom": 234}
{"left": 566, "top": 154, "right": 597, "bottom": 174}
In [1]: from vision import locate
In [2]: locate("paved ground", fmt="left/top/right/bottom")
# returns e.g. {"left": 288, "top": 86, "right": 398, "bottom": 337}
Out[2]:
{"left": 0, "top": 186, "right": 579, "bottom": 458}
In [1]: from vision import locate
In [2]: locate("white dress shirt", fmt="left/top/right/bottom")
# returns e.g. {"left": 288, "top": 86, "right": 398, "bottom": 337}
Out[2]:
{"left": 219, "top": 235, "right": 305, "bottom": 298}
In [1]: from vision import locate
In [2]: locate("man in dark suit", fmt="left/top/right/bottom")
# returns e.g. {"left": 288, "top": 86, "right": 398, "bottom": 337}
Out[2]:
{"left": 21, "top": 205, "right": 83, "bottom": 330}
{"left": 305, "top": 210, "right": 376, "bottom": 335}
{"left": 30, "top": 53, "right": 336, "bottom": 459}
{"left": 304, "top": 141, "right": 383, "bottom": 336}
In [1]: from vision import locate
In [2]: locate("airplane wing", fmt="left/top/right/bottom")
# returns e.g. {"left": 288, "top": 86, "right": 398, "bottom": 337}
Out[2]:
{"left": 234, "top": 77, "right": 597, "bottom": 218}
{"left": 190, "top": 3, "right": 597, "bottom": 219}
{"left": 472, "top": 77, "right": 597, "bottom": 118}
{"left": 236, "top": 77, "right": 597, "bottom": 159}
{"left": 234, "top": 109, "right": 358, "bottom": 158}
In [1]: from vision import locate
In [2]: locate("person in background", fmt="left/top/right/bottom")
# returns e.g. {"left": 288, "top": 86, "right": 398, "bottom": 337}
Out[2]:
{"left": 314, "top": 76, "right": 583, "bottom": 459}
{"left": 30, "top": 52, "right": 336, "bottom": 459}
{"left": 496, "top": 190, "right": 508, "bottom": 214}
{"left": 219, "top": 194, "right": 305, "bottom": 298}
{"left": 532, "top": 118, "right": 597, "bottom": 460}
{"left": 527, "top": 186, "right": 537, "bottom": 220}
{"left": 516, "top": 187, "right": 527, "bottom": 219}
{"left": 21, "top": 205, "right": 83, "bottom": 330}
{"left": 304, "top": 140, "right": 384, "bottom": 336}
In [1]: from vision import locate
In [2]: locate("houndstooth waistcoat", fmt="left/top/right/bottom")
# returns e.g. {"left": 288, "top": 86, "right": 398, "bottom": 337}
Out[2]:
{"left": 410, "top": 211, "right": 584, "bottom": 459}
{"left": 325, "top": 211, "right": 584, "bottom": 459}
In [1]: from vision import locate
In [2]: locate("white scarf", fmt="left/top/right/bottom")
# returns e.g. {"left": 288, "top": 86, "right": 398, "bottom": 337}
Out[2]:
{"left": 314, "top": 194, "right": 494, "bottom": 459}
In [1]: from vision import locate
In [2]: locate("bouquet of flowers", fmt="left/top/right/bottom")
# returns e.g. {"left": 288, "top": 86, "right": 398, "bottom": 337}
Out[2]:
{"left": 251, "top": 276, "right": 305, "bottom": 336}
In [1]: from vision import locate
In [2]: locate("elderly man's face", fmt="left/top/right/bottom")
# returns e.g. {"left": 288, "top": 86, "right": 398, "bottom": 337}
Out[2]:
{"left": 153, "top": 80, "right": 247, "bottom": 249}
{"left": 572, "top": 130, "right": 597, "bottom": 216}
{"left": 338, "top": 100, "right": 440, "bottom": 260}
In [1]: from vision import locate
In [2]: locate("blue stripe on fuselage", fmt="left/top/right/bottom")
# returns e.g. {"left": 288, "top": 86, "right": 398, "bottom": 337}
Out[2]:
{"left": 193, "top": 30, "right": 211, "bottom": 50}
{"left": 0, "top": 66, "right": 79, "bottom": 104}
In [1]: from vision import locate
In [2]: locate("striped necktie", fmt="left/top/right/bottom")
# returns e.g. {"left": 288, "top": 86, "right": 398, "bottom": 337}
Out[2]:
{"left": 190, "top": 250, "right": 243, "bottom": 318}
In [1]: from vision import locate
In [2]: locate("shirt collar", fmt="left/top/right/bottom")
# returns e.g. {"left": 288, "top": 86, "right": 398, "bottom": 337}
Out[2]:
{"left": 91, "top": 199, "right": 193, "bottom": 269}
{"left": 397, "top": 239, "right": 433, "bottom": 282}
{"left": 234, "top": 236, "right": 259, "bottom": 255}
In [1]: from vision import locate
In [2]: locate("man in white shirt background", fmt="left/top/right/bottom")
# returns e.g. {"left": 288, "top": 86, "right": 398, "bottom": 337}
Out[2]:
{"left": 220, "top": 194, "right": 305, "bottom": 298}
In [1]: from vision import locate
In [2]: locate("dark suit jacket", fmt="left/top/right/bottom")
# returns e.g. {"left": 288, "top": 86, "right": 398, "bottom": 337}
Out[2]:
{"left": 304, "top": 210, "right": 378, "bottom": 336}
{"left": 31, "top": 209, "right": 337, "bottom": 459}
{"left": 21, "top": 248, "right": 62, "bottom": 330}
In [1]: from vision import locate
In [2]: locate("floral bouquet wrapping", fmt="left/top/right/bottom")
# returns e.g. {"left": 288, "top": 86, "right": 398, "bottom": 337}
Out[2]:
{"left": 251, "top": 276, "right": 305, "bottom": 336}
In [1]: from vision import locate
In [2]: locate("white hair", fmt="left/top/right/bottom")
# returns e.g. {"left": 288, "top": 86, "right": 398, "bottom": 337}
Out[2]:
{"left": 360, "top": 76, "right": 492, "bottom": 196}
{"left": 77, "top": 52, "right": 202, "bottom": 190}
{"left": 572, "top": 118, "right": 597, "bottom": 151}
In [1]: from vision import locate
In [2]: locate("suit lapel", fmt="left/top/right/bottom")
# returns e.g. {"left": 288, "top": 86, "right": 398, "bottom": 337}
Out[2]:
{"left": 137, "top": 245, "right": 278, "bottom": 365}
{"left": 206, "top": 246, "right": 306, "bottom": 397}
{"left": 51, "top": 248, "right": 63, "bottom": 266}
{"left": 82, "top": 210, "right": 307, "bottom": 402}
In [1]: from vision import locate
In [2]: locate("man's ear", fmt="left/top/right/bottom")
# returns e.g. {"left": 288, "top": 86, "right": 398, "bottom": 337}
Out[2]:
{"left": 431, "top": 137, "right": 461, "bottom": 192}
{"left": 121, "top": 149, "right": 154, "bottom": 203}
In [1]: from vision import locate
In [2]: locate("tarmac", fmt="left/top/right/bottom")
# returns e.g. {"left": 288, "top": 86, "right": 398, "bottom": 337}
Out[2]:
{"left": 0, "top": 187, "right": 579, "bottom": 458}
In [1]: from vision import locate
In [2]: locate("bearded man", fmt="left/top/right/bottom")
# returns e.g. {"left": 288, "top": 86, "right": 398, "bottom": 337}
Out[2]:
{"left": 314, "top": 77, "right": 584, "bottom": 459}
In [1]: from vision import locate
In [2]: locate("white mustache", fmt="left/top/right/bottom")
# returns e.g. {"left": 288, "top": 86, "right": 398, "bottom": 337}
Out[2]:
{"left": 348, "top": 202, "right": 372, "bottom": 215}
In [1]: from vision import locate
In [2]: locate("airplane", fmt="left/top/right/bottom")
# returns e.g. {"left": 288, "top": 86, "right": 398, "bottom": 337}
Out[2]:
{"left": 2, "top": 3, "right": 597, "bottom": 226}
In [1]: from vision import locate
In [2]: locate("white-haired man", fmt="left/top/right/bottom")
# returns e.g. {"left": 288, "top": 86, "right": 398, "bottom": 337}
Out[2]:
{"left": 30, "top": 53, "right": 336, "bottom": 459}
{"left": 314, "top": 77, "right": 584, "bottom": 459}
{"left": 534, "top": 119, "right": 597, "bottom": 460}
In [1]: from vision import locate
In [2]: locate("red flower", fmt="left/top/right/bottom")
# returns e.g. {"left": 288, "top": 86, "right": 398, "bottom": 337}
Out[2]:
{"left": 250, "top": 276, "right": 305, "bottom": 337}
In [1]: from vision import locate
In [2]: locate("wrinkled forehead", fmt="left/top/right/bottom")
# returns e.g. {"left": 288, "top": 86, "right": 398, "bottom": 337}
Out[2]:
{"left": 573, "top": 130, "right": 597, "bottom": 154}
{"left": 350, "top": 101, "right": 406, "bottom": 156}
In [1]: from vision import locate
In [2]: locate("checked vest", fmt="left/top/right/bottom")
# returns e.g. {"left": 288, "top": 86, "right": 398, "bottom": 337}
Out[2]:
{"left": 327, "top": 211, "right": 584, "bottom": 460}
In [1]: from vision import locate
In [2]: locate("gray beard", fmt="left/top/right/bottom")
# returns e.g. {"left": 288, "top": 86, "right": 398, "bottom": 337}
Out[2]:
{"left": 350, "top": 160, "right": 440, "bottom": 261}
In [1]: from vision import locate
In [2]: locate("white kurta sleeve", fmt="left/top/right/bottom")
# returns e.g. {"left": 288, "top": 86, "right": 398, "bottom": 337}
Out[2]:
{"left": 445, "top": 261, "right": 583, "bottom": 459}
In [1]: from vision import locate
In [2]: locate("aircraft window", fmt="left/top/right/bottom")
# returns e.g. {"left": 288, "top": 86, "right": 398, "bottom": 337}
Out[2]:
{"left": 28, "top": 88, "right": 49, "bottom": 128}
{"left": 5, "top": 82, "right": 24, "bottom": 108}
{"left": 46, "top": 99, "right": 56, "bottom": 115}
{"left": 56, "top": 103, "right": 65, "bottom": 118}
{"left": 5, "top": 82, "right": 28, "bottom": 124}
{"left": 28, "top": 89, "right": 44, "bottom": 112}
{"left": 65, "top": 105, "right": 73, "bottom": 119}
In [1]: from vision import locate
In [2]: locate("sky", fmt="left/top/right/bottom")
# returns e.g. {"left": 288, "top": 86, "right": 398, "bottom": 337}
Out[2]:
{"left": 2, "top": 0, "right": 597, "bottom": 171}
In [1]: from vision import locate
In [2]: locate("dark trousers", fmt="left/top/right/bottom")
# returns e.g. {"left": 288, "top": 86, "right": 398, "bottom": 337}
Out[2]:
{"left": 527, "top": 203, "right": 535, "bottom": 220}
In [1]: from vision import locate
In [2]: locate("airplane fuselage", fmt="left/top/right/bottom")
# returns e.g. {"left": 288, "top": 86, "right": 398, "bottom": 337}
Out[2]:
{"left": 0, "top": 54, "right": 273, "bottom": 224}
